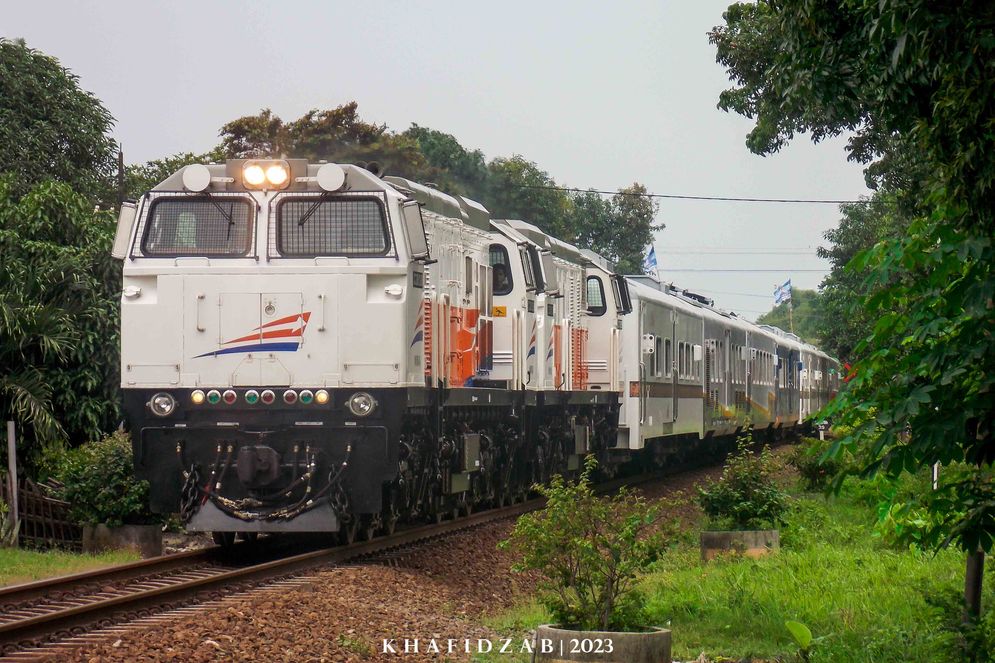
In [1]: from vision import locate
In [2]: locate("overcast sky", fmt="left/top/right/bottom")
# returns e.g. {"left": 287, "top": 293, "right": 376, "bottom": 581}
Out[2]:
{"left": 4, "top": 0, "right": 871, "bottom": 321}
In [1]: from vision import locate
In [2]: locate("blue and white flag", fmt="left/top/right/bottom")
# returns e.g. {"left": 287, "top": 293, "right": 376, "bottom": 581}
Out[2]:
{"left": 774, "top": 279, "right": 792, "bottom": 305}
{"left": 642, "top": 245, "right": 658, "bottom": 275}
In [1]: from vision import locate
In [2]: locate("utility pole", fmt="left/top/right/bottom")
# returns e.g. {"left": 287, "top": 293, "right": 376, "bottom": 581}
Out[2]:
{"left": 5, "top": 421, "right": 17, "bottom": 538}
{"left": 117, "top": 147, "right": 125, "bottom": 206}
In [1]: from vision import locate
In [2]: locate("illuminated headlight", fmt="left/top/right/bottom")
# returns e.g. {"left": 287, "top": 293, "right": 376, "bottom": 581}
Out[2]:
{"left": 266, "top": 164, "right": 289, "bottom": 186}
{"left": 314, "top": 389, "right": 330, "bottom": 405}
{"left": 190, "top": 390, "right": 205, "bottom": 405}
{"left": 149, "top": 392, "right": 176, "bottom": 417}
{"left": 241, "top": 160, "right": 291, "bottom": 190}
{"left": 242, "top": 163, "right": 266, "bottom": 186}
{"left": 346, "top": 392, "right": 376, "bottom": 417}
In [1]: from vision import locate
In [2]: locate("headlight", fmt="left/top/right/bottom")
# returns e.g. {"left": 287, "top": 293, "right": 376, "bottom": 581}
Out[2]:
{"left": 347, "top": 392, "right": 376, "bottom": 417}
{"left": 149, "top": 392, "right": 176, "bottom": 417}
{"left": 314, "top": 389, "right": 329, "bottom": 405}
{"left": 242, "top": 163, "right": 266, "bottom": 186}
{"left": 241, "top": 160, "right": 291, "bottom": 190}
{"left": 190, "top": 390, "right": 205, "bottom": 405}
{"left": 266, "top": 163, "right": 289, "bottom": 186}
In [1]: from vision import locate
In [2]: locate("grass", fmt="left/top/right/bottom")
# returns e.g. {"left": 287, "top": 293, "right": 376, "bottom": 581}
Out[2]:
{"left": 480, "top": 476, "right": 985, "bottom": 662}
{"left": 0, "top": 547, "right": 139, "bottom": 587}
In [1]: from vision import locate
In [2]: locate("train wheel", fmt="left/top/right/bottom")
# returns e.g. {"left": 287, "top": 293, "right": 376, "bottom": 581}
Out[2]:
{"left": 382, "top": 490, "right": 400, "bottom": 536}
{"left": 339, "top": 517, "right": 359, "bottom": 545}
{"left": 383, "top": 511, "right": 398, "bottom": 536}
{"left": 428, "top": 491, "right": 446, "bottom": 524}
{"left": 360, "top": 514, "right": 381, "bottom": 541}
{"left": 212, "top": 531, "right": 235, "bottom": 548}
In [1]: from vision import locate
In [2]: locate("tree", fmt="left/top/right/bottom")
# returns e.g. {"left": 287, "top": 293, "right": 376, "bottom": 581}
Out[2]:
{"left": 570, "top": 185, "right": 663, "bottom": 274}
{"left": 403, "top": 124, "right": 489, "bottom": 197}
{"left": 815, "top": 192, "right": 906, "bottom": 361}
{"left": 124, "top": 149, "right": 226, "bottom": 199}
{"left": 0, "top": 38, "right": 117, "bottom": 203}
{"left": 0, "top": 176, "right": 120, "bottom": 469}
{"left": 711, "top": 0, "right": 994, "bottom": 621}
{"left": 755, "top": 288, "right": 822, "bottom": 346}
{"left": 484, "top": 156, "right": 575, "bottom": 238}
{"left": 219, "top": 103, "right": 432, "bottom": 180}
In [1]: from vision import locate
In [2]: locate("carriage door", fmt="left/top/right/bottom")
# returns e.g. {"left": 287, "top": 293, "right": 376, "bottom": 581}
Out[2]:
{"left": 704, "top": 339, "right": 717, "bottom": 421}
{"left": 665, "top": 312, "right": 677, "bottom": 423}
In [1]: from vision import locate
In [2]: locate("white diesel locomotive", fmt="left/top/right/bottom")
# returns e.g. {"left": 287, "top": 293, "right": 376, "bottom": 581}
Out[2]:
{"left": 112, "top": 159, "right": 839, "bottom": 542}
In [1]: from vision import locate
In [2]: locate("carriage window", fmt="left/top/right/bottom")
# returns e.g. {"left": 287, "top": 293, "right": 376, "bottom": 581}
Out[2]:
{"left": 141, "top": 197, "right": 254, "bottom": 256}
{"left": 519, "top": 247, "right": 535, "bottom": 290}
{"left": 655, "top": 336, "right": 663, "bottom": 377}
{"left": 586, "top": 276, "right": 606, "bottom": 316}
{"left": 664, "top": 338, "right": 672, "bottom": 377}
{"left": 276, "top": 196, "right": 389, "bottom": 256}
{"left": 489, "top": 244, "right": 513, "bottom": 295}
{"left": 465, "top": 256, "right": 473, "bottom": 295}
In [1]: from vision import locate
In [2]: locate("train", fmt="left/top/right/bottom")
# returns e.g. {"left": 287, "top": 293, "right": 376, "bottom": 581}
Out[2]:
{"left": 110, "top": 158, "right": 839, "bottom": 543}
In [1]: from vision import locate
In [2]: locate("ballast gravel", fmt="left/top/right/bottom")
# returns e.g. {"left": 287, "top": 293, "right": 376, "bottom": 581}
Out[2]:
{"left": 59, "top": 458, "right": 769, "bottom": 662}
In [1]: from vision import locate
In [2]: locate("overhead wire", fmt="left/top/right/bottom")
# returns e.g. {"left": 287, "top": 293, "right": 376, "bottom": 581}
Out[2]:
{"left": 510, "top": 183, "right": 873, "bottom": 205}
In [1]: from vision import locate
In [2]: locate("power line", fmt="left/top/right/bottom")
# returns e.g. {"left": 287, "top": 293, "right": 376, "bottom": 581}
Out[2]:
{"left": 690, "top": 289, "right": 777, "bottom": 299}
{"left": 660, "top": 250, "right": 823, "bottom": 256}
{"left": 660, "top": 268, "right": 827, "bottom": 273}
{"left": 511, "top": 183, "right": 871, "bottom": 205}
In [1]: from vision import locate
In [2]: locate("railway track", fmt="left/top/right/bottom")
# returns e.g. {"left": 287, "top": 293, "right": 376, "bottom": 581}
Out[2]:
{"left": 0, "top": 450, "right": 740, "bottom": 662}
{"left": 0, "top": 497, "right": 542, "bottom": 660}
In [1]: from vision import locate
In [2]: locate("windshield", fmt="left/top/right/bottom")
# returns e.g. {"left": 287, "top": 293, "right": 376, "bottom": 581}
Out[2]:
{"left": 140, "top": 197, "right": 254, "bottom": 257}
{"left": 276, "top": 195, "right": 389, "bottom": 257}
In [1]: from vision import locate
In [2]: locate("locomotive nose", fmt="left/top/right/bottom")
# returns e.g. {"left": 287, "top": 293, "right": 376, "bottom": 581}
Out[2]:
{"left": 236, "top": 445, "right": 282, "bottom": 489}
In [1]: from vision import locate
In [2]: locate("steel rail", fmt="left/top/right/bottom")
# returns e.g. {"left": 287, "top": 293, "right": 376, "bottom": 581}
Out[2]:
{"left": 0, "top": 463, "right": 688, "bottom": 656}
{"left": 0, "top": 498, "right": 539, "bottom": 652}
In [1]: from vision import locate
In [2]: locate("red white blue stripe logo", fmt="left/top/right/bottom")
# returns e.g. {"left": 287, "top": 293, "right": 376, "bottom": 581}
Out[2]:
{"left": 196, "top": 312, "right": 311, "bottom": 358}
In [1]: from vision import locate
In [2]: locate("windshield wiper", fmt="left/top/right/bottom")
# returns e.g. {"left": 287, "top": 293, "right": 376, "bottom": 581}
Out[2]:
{"left": 298, "top": 194, "right": 330, "bottom": 227}
{"left": 196, "top": 191, "right": 237, "bottom": 241}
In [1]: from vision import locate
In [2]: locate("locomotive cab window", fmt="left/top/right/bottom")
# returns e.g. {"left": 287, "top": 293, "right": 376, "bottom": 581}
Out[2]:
{"left": 489, "top": 244, "right": 514, "bottom": 295}
{"left": 140, "top": 197, "right": 254, "bottom": 257}
{"left": 276, "top": 196, "right": 389, "bottom": 256}
{"left": 586, "top": 276, "right": 606, "bottom": 316}
{"left": 519, "top": 246, "right": 536, "bottom": 291}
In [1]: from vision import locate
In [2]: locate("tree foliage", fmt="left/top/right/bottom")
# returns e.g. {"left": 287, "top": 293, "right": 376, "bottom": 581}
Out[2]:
{"left": 711, "top": 1, "right": 995, "bottom": 561}
{"left": 0, "top": 176, "right": 120, "bottom": 467}
{"left": 698, "top": 435, "right": 789, "bottom": 530}
{"left": 155, "top": 102, "right": 665, "bottom": 273}
{"left": 815, "top": 192, "right": 907, "bottom": 361}
{"left": 755, "top": 288, "right": 822, "bottom": 346}
{"left": 0, "top": 38, "right": 117, "bottom": 203}
{"left": 55, "top": 431, "right": 153, "bottom": 527}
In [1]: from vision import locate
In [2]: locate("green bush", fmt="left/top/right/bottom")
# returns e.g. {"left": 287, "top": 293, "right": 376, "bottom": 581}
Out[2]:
{"left": 56, "top": 431, "right": 155, "bottom": 527}
{"left": 698, "top": 434, "right": 789, "bottom": 530}
{"left": 500, "top": 456, "right": 670, "bottom": 631}
{"left": 789, "top": 437, "right": 844, "bottom": 491}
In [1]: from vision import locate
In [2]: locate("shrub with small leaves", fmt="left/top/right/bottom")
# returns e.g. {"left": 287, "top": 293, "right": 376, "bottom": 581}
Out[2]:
{"left": 698, "top": 433, "right": 789, "bottom": 530}
{"left": 56, "top": 431, "right": 155, "bottom": 527}
{"left": 500, "top": 456, "right": 671, "bottom": 632}
{"left": 789, "top": 437, "right": 844, "bottom": 491}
